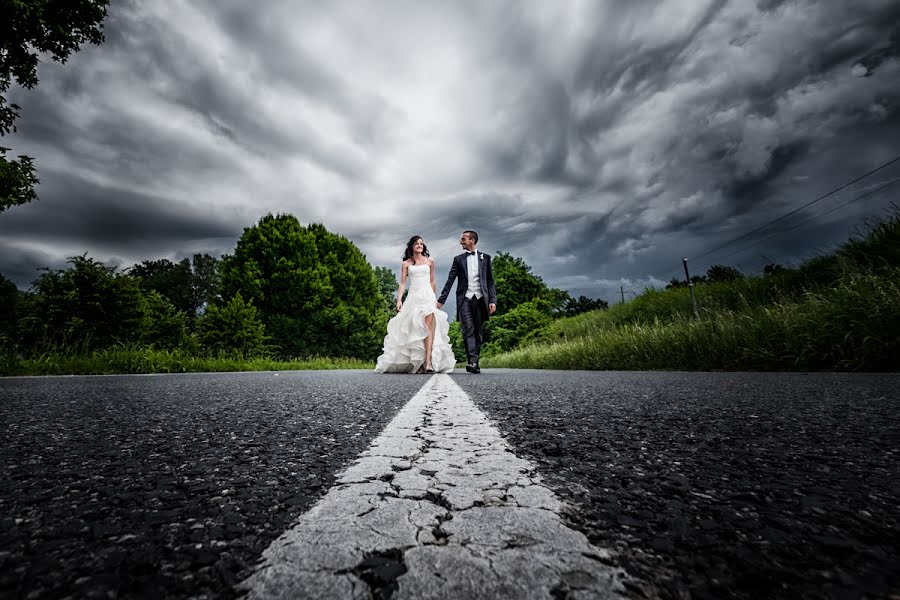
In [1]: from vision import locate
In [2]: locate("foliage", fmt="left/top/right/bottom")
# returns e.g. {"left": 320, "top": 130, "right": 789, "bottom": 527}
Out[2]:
{"left": 482, "top": 298, "right": 554, "bottom": 356}
{"left": 447, "top": 321, "right": 467, "bottom": 363}
{"left": 373, "top": 266, "right": 398, "bottom": 312}
{"left": 471, "top": 251, "right": 607, "bottom": 352}
{"left": 1, "top": 0, "right": 110, "bottom": 212}
{"left": 129, "top": 253, "right": 221, "bottom": 325}
{"left": 0, "top": 147, "right": 38, "bottom": 212}
{"left": 563, "top": 295, "right": 609, "bottom": 316}
{"left": 140, "top": 290, "right": 188, "bottom": 349}
{"left": 130, "top": 258, "right": 194, "bottom": 316}
{"left": 0, "top": 272, "right": 17, "bottom": 346}
{"left": 191, "top": 253, "right": 221, "bottom": 309}
{"left": 220, "top": 215, "right": 388, "bottom": 359}
{"left": 763, "top": 263, "right": 784, "bottom": 276}
{"left": 196, "top": 293, "right": 267, "bottom": 358}
{"left": 491, "top": 252, "right": 551, "bottom": 317}
{"left": 705, "top": 264, "right": 744, "bottom": 283}
{"left": 19, "top": 255, "right": 147, "bottom": 352}
{"left": 0, "top": 346, "right": 372, "bottom": 376}
{"left": 483, "top": 270, "right": 900, "bottom": 372}
{"left": 484, "top": 212, "right": 900, "bottom": 372}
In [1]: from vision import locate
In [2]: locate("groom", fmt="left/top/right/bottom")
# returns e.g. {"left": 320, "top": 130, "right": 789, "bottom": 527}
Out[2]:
{"left": 437, "top": 230, "right": 497, "bottom": 374}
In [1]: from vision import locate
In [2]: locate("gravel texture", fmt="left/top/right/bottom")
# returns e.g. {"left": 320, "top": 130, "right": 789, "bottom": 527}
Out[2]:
{"left": 456, "top": 370, "right": 900, "bottom": 600}
{"left": 0, "top": 371, "right": 424, "bottom": 599}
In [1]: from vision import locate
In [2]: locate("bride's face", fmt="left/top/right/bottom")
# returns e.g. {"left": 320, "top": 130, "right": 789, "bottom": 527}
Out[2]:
{"left": 413, "top": 238, "right": 424, "bottom": 253}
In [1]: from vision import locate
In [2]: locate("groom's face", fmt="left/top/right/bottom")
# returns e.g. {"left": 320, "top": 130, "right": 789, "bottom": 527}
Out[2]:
{"left": 460, "top": 233, "right": 476, "bottom": 251}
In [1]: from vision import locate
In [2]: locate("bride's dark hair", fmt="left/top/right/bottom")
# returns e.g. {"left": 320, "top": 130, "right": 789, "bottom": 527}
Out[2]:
{"left": 403, "top": 235, "right": 430, "bottom": 262}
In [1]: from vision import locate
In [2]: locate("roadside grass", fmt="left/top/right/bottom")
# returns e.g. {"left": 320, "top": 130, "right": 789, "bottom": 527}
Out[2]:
{"left": 0, "top": 346, "right": 373, "bottom": 376}
{"left": 483, "top": 213, "right": 900, "bottom": 372}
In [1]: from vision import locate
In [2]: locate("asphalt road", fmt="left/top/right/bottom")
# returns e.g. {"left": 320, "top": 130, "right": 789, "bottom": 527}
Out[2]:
{"left": 1, "top": 370, "right": 897, "bottom": 599}
{"left": 455, "top": 371, "right": 900, "bottom": 600}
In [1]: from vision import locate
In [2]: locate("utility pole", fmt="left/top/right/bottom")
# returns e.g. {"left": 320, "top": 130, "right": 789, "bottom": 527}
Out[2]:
{"left": 620, "top": 286, "right": 625, "bottom": 304}
{"left": 683, "top": 258, "right": 699, "bottom": 318}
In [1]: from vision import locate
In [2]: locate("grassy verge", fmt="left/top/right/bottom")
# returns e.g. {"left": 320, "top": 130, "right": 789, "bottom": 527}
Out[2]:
{"left": 482, "top": 270, "right": 900, "bottom": 372}
{"left": 1, "top": 347, "right": 373, "bottom": 376}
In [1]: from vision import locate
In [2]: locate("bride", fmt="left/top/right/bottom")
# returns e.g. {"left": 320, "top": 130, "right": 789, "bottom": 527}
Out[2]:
{"left": 375, "top": 235, "right": 456, "bottom": 373}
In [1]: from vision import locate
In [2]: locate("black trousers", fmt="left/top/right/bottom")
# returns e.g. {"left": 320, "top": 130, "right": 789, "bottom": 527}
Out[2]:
{"left": 458, "top": 295, "right": 487, "bottom": 363}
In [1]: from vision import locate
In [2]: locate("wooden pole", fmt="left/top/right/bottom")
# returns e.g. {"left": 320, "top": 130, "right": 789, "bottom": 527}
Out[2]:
{"left": 683, "top": 258, "right": 699, "bottom": 318}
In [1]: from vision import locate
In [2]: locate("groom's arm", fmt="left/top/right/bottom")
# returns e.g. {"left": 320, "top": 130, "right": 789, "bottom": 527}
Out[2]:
{"left": 436, "top": 258, "right": 458, "bottom": 307}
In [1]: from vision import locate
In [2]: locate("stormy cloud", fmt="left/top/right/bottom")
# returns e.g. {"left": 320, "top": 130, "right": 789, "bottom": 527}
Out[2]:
{"left": 2, "top": 0, "right": 899, "bottom": 303}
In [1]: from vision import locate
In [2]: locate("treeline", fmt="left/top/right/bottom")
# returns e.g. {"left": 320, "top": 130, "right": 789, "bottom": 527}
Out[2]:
{"left": 0, "top": 213, "right": 606, "bottom": 373}
{"left": 447, "top": 253, "right": 608, "bottom": 361}
{"left": 0, "top": 215, "right": 398, "bottom": 369}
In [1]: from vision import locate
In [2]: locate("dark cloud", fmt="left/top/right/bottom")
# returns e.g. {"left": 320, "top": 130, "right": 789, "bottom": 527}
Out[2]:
{"left": 0, "top": 173, "right": 240, "bottom": 287}
{"left": 1, "top": 0, "right": 899, "bottom": 307}
{"left": 2, "top": 174, "right": 238, "bottom": 245}
{"left": 0, "top": 242, "right": 63, "bottom": 289}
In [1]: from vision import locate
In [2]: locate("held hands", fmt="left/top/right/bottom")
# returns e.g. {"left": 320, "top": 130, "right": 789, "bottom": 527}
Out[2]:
{"left": 396, "top": 299, "right": 403, "bottom": 312}
{"left": 489, "top": 303, "right": 496, "bottom": 315}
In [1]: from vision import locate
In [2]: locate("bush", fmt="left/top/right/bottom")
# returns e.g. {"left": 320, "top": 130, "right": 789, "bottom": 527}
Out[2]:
{"left": 482, "top": 298, "right": 554, "bottom": 356}
{"left": 140, "top": 290, "right": 188, "bottom": 349}
{"left": 196, "top": 293, "right": 267, "bottom": 357}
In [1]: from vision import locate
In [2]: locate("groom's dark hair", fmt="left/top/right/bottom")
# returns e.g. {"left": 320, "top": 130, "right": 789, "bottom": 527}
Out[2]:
{"left": 463, "top": 230, "right": 479, "bottom": 243}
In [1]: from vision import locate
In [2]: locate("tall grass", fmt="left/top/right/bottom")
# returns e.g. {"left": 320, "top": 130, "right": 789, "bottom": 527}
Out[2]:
{"left": 1, "top": 346, "right": 373, "bottom": 376}
{"left": 483, "top": 271, "right": 900, "bottom": 372}
{"left": 484, "top": 212, "right": 900, "bottom": 372}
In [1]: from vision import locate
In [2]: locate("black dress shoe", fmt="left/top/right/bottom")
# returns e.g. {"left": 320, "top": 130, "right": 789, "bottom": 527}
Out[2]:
{"left": 465, "top": 363, "right": 481, "bottom": 374}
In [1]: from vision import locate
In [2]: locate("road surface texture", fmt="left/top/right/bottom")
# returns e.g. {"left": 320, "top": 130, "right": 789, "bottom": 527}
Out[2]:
{"left": 455, "top": 370, "right": 899, "bottom": 600}
{"left": 0, "top": 372, "right": 422, "bottom": 599}
{"left": 1, "top": 369, "right": 897, "bottom": 599}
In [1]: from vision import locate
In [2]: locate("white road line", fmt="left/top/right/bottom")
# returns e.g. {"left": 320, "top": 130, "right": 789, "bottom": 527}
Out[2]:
{"left": 238, "top": 374, "right": 629, "bottom": 599}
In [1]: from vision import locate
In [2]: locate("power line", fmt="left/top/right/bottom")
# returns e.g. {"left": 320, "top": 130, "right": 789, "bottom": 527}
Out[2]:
{"left": 691, "top": 154, "right": 900, "bottom": 262}
{"left": 720, "top": 176, "right": 900, "bottom": 259}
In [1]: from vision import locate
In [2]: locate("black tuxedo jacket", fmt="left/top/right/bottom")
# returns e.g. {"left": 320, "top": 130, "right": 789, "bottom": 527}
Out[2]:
{"left": 437, "top": 251, "right": 498, "bottom": 320}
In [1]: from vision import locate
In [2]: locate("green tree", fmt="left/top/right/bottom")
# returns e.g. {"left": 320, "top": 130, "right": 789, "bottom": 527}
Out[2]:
{"left": 196, "top": 293, "right": 266, "bottom": 357}
{"left": 0, "top": 272, "right": 18, "bottom": 347}
{"left": 763, "top": 263, "right": 785, "bottom": 276}
{"left": 482, "top": 298, "right": 554, "bottom": 355}
{"left": 1, "top": 0, "right": 110, "bottom": 212}
{"left": 706, "top": 264, "right": 744, "bottom": 283}
{"left": 492, "top": 252, "right": 547, "bottom": 317}
{"left": 191, "top": 253, "right": 221, "bottom": 311}
{"left": 20, "top": 255, "right": 145, "bottom": 352}
{"left": 220, "top": 214, "right": 387, "bottom": 359}
{"left": 130, "top": 258, "right": 194, "bottom": 315}
{"left": 0, "top": 148, "right": 38, "bottom": 211}
{"left": 140, "top": 290, "right": 188, "bottom": 349}
{"left": 129, "top": 253, "right": 221, "bottom": 327}
{"left": 564, "top": 295, "right": 608, "bottom": 316}
{"left": 447, "top": 321, "right": 466, "bottom": 363}
{"left": 373, "top": 266, "right": 398, "bottom": 312}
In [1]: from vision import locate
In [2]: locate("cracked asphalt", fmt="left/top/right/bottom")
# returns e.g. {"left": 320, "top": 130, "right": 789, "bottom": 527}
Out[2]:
{"left": 1, "top": 369, "right": 897, "bottom": 599}
{"left": 241, "top": 374, "right": 627, "bottom": 599}
{"left": 0, "top": 371, "right": 423, "bottom": 599}
{"left": 456, "top": 370, "right": 899, "bottom": 600}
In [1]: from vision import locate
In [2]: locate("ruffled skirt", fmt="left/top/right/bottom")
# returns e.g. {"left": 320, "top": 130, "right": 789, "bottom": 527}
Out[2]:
{"left": 374, "top": 285, "right": 456, "bottom": 373}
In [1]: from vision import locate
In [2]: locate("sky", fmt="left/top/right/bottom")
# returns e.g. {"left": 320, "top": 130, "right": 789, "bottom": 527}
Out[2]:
{"left": 2, "top": 0, "right": 899, "bottom": 304}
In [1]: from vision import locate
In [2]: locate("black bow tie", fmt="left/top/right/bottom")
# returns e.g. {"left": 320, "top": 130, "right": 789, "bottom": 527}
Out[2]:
{"left": 466, "top": 251, "right": 476, "bottom": 256}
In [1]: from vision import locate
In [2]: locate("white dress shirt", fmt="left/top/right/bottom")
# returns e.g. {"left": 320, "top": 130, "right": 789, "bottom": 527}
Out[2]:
{"left": 465, "top": 251, "right": 482, "bottom": 300}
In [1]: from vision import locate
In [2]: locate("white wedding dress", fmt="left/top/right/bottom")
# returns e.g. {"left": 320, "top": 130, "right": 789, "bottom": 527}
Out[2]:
{"left": 375, "top": 263, "right": 456, "bottom": 373}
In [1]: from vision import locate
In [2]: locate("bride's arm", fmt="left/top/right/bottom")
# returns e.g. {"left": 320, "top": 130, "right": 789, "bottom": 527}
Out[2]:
{"left": 396, "top": 262, "right": 408, "bottom": 311}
